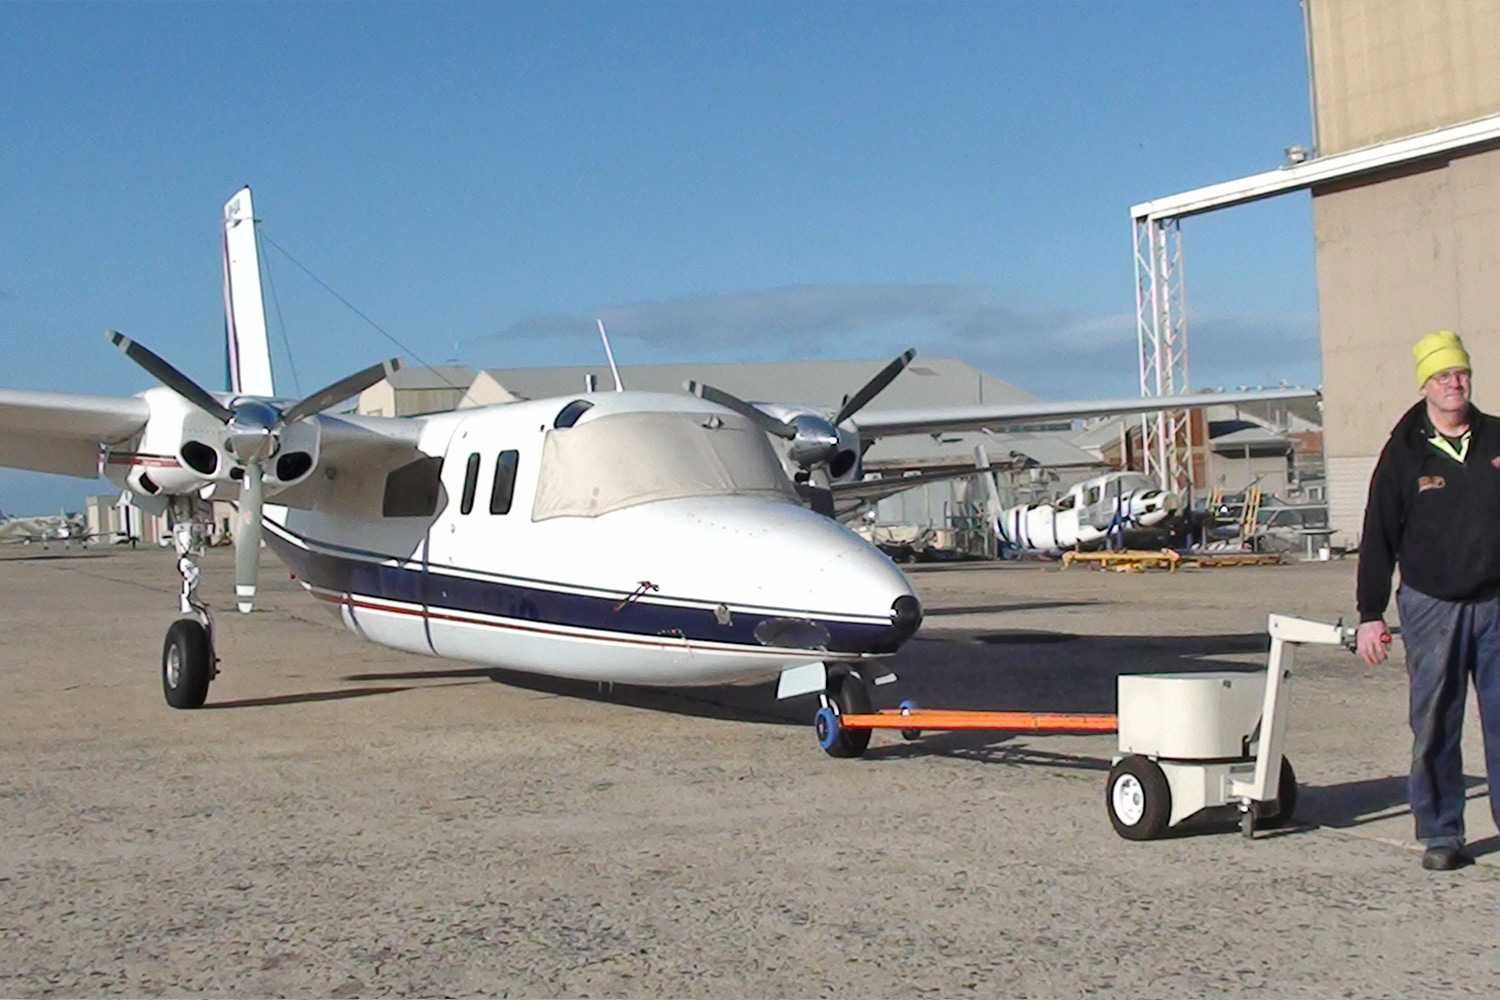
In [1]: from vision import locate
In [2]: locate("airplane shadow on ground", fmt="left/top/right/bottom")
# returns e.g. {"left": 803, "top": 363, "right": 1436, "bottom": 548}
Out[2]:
{"left": 339, "top": 666, "right": 797, "bottom": 725}
{"left": 0, "top": 550, "right": 111, "bottom": 562}
{"left": 206, "top": 679, "right": 490, "bottom": 709}
{"left": 323, "top": 628, "right": 1274, "bottom": 730}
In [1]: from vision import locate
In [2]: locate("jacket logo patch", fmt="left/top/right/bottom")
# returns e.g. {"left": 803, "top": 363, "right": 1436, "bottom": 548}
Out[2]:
{"left": 1419, "top": 475, "right": 1446, "bottom": 492}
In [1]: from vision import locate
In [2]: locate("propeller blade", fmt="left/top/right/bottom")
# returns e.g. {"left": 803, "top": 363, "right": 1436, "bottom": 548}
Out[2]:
{"left": 684, "top": 380, "right": 797, "bottom": 440}
{"left": 834, "top": 348, "right": 915, "bottom": 425}
{"left": 108, "top": 331, "right": 234, "bottom": 423}
{"left": 234, "top": 461, "right": 264, "bottom": 613}
{"left": 282, "top": 359, "right": 402, "bottom": 424}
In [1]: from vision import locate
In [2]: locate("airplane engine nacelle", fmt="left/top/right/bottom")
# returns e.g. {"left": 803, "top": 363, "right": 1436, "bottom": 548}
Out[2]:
{"left": 757, "top": 402, "right": 863, "bottom": 484}
{"left": 1121, "top": 489, "right": 1180, "bottom": 528}
{"left": 103, "top": 387, "right": 321, "bottom": 499}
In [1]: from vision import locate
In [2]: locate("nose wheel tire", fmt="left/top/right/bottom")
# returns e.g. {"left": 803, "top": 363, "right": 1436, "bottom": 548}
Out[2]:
{"left": 1106, "top": 755, "right": 1171, "bottom": 840}
{"left": 816, "top": 671, "right": 872, "bottom": 758}
{"left": 162, "top": 618, "right": 214, "bottom": 709}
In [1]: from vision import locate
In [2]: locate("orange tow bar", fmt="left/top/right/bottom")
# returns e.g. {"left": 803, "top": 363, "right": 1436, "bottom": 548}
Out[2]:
{"left": 838, "top": 708, "right": 1118, "bottom": 733}
{"left": 814, "top": 699, "right": 1117, "bottom": 755}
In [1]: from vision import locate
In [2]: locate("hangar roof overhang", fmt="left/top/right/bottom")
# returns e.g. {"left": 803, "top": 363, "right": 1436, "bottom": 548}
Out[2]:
{"left": 1131, "top": 111, "right": 1500, "bottom": 223}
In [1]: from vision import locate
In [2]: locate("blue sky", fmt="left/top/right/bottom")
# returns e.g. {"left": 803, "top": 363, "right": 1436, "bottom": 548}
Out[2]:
{"left": 0, "top": 1, "right": 1318, "bottom": 512}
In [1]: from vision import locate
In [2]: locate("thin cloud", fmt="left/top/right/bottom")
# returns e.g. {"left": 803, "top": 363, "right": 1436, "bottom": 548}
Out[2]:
{"left": 491, "top": 283, "right": 980, "bottom": 349}
{"left": 483, "top": 282, "right": 1319, "bottom": 396}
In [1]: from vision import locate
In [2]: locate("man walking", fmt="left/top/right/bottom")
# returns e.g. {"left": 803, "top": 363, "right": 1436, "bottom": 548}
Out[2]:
{"left": 1357, "top": 330, "right": 1500, "bottom": 870}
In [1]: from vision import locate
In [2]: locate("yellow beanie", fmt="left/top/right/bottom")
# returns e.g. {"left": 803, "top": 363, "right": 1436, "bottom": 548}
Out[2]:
{"left": 1413, "top": 329, "right": 1471, "bottom": 387}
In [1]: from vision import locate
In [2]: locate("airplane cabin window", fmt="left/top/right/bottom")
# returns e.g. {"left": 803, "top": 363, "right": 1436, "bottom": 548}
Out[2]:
{"left": 382, "top": 456, "right": 444, "bottom": 517}
{"left": 554, "top": 399, "right": 593, "bottom": 428}
{"left": 490, "top": 450, "right": 519, "bottom": 515}
{"left": 459, "top": 453, "right": 481, "bottom": 514}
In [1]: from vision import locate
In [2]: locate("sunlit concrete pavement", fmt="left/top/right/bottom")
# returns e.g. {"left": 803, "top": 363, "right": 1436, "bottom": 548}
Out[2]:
{"left": 1, "top": 546, "right": 1496, "bottom": 998}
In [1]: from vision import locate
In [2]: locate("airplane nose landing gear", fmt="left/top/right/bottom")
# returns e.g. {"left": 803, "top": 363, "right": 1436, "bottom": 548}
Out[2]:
{"left": 816, "top": 667, "right": 872, "bottom": 758}
{"left": 161, "top": 497, "right": 219, "bottom": 709}
{"left": 162, "top": 618, "right": 215, "bottom": 709}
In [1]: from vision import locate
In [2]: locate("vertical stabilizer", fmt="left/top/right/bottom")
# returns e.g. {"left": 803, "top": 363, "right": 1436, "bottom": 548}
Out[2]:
{"left": 222, "top": 186, "right": 275, "bottom": 396}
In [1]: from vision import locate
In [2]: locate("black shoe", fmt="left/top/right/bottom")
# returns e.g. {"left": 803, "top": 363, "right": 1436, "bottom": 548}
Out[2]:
{"left": 1422, "top": 845, "right": 1474, "bottom": 871}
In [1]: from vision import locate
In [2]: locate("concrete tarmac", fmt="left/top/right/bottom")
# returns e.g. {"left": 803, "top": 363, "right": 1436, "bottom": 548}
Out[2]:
{"left": 2, "top": 546, "right": 1498, "bottom": 998}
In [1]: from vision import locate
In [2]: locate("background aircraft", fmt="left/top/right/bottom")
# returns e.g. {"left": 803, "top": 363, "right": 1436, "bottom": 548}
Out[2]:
{"left": 0, "top": 510, "right": 91, "bottom": 546}
{"left": 992, "top": 469, "right": 1186, "bottom": 553}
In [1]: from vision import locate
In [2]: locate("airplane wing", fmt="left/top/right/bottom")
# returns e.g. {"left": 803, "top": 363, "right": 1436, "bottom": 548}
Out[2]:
{"left": 0, "top": 388, "right": 151, "bottom": 477}
{"left": 270, "top": 412, "right": 427, "bottom": 510}
{"left": 854, "top": 387, "right": 1320, "bottom": 439}
{"left": 826, "top": 469, "right": 992, "bottom": 522}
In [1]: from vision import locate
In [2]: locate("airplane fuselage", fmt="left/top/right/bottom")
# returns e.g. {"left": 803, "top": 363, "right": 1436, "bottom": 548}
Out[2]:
{"left": 262, "top": 391, "right": 923, "bottom": 687}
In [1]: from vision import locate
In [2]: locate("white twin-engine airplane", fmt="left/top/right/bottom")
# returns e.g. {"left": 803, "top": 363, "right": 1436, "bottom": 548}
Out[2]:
{"left": 0, "top": 187, "right": 1317, "bottom": 755}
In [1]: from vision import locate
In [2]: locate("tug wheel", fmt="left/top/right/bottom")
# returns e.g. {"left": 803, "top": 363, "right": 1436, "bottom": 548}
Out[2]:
{"left": 1106, "top": 755, "right": 1171, "bottom": 840}
{"left": 162, "top": 618, "right": 213, "bottom": 710}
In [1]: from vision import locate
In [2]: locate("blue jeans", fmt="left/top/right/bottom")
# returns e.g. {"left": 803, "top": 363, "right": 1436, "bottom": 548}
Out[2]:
{"left": 1396, "top": 586, "right": 1500, "bottom": 847}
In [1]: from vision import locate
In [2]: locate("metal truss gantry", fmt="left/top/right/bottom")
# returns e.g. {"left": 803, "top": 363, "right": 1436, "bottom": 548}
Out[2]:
{"left": 1133, "top": 215, "right": 1191, "bottom": 493}
{"left": 1127, "top": 113, "right": 1500, "bottom": 497}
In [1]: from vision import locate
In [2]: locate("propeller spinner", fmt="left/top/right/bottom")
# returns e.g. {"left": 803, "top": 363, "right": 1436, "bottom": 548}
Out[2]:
{"left": 109, "top": 331, "right": 398, "bottom": 612}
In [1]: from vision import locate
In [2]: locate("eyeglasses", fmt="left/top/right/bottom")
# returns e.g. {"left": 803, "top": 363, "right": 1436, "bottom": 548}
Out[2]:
{"left": 1431, "top": 369, "right": 1471, "bottom": 386}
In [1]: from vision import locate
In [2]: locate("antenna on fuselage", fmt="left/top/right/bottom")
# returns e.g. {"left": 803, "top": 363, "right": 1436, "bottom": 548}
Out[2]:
{"left": 595, "top": 319, "right": 623, "bottom": 391}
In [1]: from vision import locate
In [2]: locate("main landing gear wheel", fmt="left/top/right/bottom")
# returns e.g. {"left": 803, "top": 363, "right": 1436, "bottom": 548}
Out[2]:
{"left": 1106, "top": 755, "right": 1171, "bottom": 841}
{"left": 1242, "top": 757, "right": 1299, "bottom": 837}
{"left": 162, "top": 618, "right": 214, "bottom": 709}
{"left": 815, "top": 671, "right": 872, "bottom": 759}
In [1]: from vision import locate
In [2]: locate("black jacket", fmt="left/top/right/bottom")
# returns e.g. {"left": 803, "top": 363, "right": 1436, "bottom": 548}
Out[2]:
{"left": 1357, "top": 401, "right": 1500, "bottom": 621}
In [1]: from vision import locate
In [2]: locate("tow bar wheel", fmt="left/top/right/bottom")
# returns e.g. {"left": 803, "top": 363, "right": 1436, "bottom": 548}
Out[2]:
{"left": 1107, "top": 755, "right": 1171, "bottom": 840}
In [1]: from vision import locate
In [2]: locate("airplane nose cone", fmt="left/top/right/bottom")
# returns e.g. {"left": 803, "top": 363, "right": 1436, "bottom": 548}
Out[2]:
{"left": 891, "top": 594, "right": 923, "bottom": 637}
{"left": 607, "top": 497, "right": 923, "bottom": 656}
{"left": 844, "top": 593, "right": 923, "bottom": 654}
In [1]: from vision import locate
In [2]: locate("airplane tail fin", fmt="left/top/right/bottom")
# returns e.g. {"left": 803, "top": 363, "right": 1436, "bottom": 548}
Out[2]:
{"left": 221, "top": 186, "right": 276, "bottom": 397}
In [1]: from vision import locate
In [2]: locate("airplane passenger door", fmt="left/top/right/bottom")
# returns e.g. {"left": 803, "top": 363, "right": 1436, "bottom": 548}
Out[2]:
{"left": 423, "top": 411, "right": 530, "bottom": 662}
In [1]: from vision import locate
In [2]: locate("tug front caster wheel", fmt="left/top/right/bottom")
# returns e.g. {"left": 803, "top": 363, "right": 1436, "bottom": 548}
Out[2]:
{"left": 1106, "top": 755, "right": 1171, "bottom": 840}
{"left": 1242, "top": 757, "right": 1299, "bottom": 837}
{"left": 815, "top": 671, "right": 872, "bottom": 759}
{"left": 162, "top": 618, "right": 214, "bottom": 709}
{"left": 1263, "top": 756, "right": 1299, "bottom": 829}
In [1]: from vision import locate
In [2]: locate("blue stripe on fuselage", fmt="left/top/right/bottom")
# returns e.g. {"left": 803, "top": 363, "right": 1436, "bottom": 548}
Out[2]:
{"left": 263, "top": 524, "right": 909, "bottom": 655}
